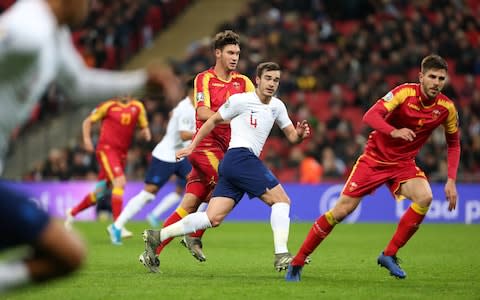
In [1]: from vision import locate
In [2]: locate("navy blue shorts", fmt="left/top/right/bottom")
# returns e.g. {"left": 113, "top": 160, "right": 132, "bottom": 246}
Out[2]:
{"left": 212, "top": 148, "right": 279, "bottom": 204}
{"left": 144, "top": 157, "right": 192, "bottom": 188}
{"left": 0, "top": 182, "right": 50, "bottom": 250}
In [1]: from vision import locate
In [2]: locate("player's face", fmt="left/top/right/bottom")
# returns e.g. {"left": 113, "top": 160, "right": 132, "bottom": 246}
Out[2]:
{"left": 256, "top": 70, "right": 281, "bottom": 98}
{"left": 216, "top": 44, "right": 240, "bottom": 71}
{"left": 419, "top": 68, "right": 447, "bottom": 100}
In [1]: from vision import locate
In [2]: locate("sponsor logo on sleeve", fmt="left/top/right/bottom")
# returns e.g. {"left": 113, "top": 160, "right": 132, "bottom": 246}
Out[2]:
{"left": 196, "top": 92, "right": 204, "bottom": 102}
{"left": 383, "top": 91, "right": 394, "bottom": 102}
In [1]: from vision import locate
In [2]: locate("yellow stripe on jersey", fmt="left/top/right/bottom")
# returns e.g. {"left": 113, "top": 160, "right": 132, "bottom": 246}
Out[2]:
{"left": 341, "top": 154, "right": 363, "bottom": 195}
{"left": 175, "top": 206, "right": 189, "bottom": 218}
{"left": 204, "top": 150, "right": 220, "bottom": 172}
{"left": 99, "top": 151, "right": 115, "bottom": 182}
{"left": 132, "top": 100, "right": 149, "bottom": 128}
{"left": 202, "top": 73, "right": 213, "bottom": 108}
{"left": 383, "top": 87, "right": 416, "bottom": 112}
{"left": 240, "top": 74, "right": 255, "bottom": 92}
{"left": 437, "top": 99, "right": 459, "bottom": 134}
{"left": 90, "top": 100, "right": 116, "bottom": 122}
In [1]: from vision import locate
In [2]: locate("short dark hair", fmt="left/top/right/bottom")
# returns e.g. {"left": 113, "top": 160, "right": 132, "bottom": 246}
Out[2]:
{"left": 421, "top": 54, "right": 448, "bottom": 73}
{"left": 213, "top": 30, "right": 240, "bottom": 50}
{"left": 256, "top": 62, "right": 281, "bottom": 78}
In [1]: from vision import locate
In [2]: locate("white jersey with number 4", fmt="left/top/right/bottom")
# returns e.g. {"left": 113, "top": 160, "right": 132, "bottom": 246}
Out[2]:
{"left": 218, "top": 92, "right": 292, "bottom": 157}
{"left": 0, "top": 0, "right": 148, "bottom": 173}
{"left": 152, "top": 97, "right": 195, "bottom": 162}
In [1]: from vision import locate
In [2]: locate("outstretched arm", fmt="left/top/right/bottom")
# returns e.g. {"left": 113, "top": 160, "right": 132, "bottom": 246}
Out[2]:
{"left": 176, "top": 112, "right": 224, "bottom": 159}
{"left": 57, "top": 30, "right": 179, "bottom": 102}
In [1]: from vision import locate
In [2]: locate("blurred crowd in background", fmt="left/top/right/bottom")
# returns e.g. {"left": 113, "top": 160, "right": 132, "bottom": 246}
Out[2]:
{"left": 4, "top": 0, "right": 479, "bottom": 183}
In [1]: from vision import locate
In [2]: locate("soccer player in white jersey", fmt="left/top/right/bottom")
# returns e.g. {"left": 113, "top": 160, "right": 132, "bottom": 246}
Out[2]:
{"left": 0, "top": 0, "right": 178, "bottom": 291}
{"left": 141, "top": 62, "right": 311, "bottom": 273}
{"left": 107, "top": 79, "right": 197, "bottom": 244}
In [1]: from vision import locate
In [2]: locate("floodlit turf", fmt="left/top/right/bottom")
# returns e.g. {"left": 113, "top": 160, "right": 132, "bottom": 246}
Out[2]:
{"left": 4, "top": 222, "right": 479, "bottom": 300}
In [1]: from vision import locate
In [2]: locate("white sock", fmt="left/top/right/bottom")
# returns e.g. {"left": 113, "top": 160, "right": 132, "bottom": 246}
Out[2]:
{"left": 160, "top": 212, "right": 211, "bottom": 242}
{"left": 114, "top": 190, "right": 155, "bottom": 229}
{"left": 270, "top": 202, "right": 290, "bottom": 254}
{"left": 0, "top": 261, "right": 30, "bottom": 292}
{"left": 151, "top": 192, "right": 181, "bottom": 219}
{"left": 196, "top": 202, "right": 208, "bottom": 212}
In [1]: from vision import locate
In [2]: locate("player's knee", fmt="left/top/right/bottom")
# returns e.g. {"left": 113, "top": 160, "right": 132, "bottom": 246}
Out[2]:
{"left": 208, "top": 216, "right": 223, "bottom": 227}
{"left": 413, "top": 192, "right": 433, "bottom": 207}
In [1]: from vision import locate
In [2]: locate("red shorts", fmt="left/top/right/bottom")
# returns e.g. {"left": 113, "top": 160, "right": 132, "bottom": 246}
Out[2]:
{"left": 96, "top": 145, "right": 126, "bottom": 182}
{"left": 342, "top": 154, "right": 427, "bottom": 200}
{"left": 185, "top": 148, "right": 224, "bottom": 202}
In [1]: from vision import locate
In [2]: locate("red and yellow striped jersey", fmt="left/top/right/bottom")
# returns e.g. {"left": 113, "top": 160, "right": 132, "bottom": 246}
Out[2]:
{"left": 194, "top": 68, "right": 255, "bottom": 152}
{"left": 365, "top": 83, "right": 459, "bottom": 163}
{"left": 90, "top": 99, "right": 148, "bottom": 153}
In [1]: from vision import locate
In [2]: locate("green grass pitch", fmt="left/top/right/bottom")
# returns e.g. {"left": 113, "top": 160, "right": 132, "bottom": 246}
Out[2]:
{"left": 4, "top": 221, "right": 479, "bottom": 300}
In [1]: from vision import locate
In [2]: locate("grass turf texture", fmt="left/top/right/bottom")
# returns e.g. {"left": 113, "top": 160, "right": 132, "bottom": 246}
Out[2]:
{"left": 4, "top": 222, "right": 479, "bottom": 300}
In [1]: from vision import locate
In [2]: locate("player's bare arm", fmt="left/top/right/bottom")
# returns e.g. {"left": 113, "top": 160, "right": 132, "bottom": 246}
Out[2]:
{"left": 282, "top": 120, "right": 310, "bottom": 144}
{"left": 82, "top": 117, "right": 94, "bottom": 152}
{"left": 140, "top": 127, "right": 152, "bottom": 142}
{"left": 196, "top": 106, "right": 216, "bottom": 121}
{"left": 197, "top": 106, "right": 230, "bottom": 124}
{"left": 176, "top": 112, "right": 224, "bottom": 159}
{"left": 179, "top": 130, "right": 194, "bottom": 141}
{"left": 146, "top": 64, "right": 181, "bottom": 102}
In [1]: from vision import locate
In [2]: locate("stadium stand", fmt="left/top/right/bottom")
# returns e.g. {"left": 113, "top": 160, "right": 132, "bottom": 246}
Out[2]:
{"left": 9, "top": 0, "right": 480, "bottom": 183}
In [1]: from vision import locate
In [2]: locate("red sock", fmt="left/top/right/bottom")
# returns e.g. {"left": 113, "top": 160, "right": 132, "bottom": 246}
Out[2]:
{"left": 291, "top": 214, "right": 335, "bottom": 266}
{"left": 189, "top": 229, "right": 205, "bottom": 239}
{"left": 71, "top": 193, "right": 96, "bottom": 216}
{"left": 111, "top": 187, "right": 124, "bottom": 221}
{"left": 155, "top": 211, "right": 183, "bottom": 255}
{"left": 384, "top": 206, "right": 426, "bottom": 256}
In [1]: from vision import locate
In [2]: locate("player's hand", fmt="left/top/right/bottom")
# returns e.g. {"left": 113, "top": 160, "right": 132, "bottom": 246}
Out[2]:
{"left": 390, "top": 128, "right": 416, "bottom": 141}
{"left": 140, "top": 127, "right": 151, "bottom": 142}
{"left": 84, "top": 139, "right": 94, "bottom": 153}
{"left": 146, "top": 64, "right": 181, "bottom": 101}
{"left": 176, "top": 146, "right": 193, "bottom": 160}
{"left": 296, "top": 120, "right": 311, "bottom": 141}
{"left": 444, "top": 178, "right": 457, "bottom": 211}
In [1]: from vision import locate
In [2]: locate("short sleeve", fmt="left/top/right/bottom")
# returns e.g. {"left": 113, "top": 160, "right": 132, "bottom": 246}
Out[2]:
{"left": 218, "top": 95, "right": 243, "bottom": 121}
{"left": 275, "top": 100, "right": 293, "bottom": 129}
{"left": 177, "top": 105, "right": 195, "bottom": 133}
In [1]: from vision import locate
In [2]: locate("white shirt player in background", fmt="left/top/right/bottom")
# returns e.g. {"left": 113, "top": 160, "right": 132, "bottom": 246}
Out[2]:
{"left": 0, "top": 0, "right": 180, "bottom": 174}
{"left": 108, "top": 79, "right": 201, "bottom": 245}
{"left": 0, "top": 0, "right": 178, "bottom": 292}
{"left": 141, "top": 62, "right": 311, "bottom": 273}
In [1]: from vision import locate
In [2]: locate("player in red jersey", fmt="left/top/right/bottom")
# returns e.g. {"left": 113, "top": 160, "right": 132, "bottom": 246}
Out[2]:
{"left": 139, "top": 30, "right": 254, "bottom": 271}
{"left": 286, "top": 54, "right": 461, "bottom": 281}
{"left": 65, "top": 96, "right": 151, "bottom": 243}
